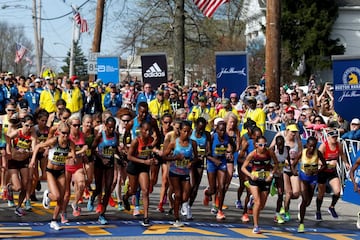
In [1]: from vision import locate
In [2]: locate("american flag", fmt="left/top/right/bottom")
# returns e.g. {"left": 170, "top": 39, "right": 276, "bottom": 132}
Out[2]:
{"left": 193, "top": 0, "right": 229, "bottom": 18}
{"left": 73, "top": 11, "right": 88, "bottom": 33}
{"left": 14, "top": 43, "right": 27, "bottom": 64}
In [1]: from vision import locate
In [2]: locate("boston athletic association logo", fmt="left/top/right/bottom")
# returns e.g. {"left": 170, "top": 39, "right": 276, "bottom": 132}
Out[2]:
{"left": 335, "top": 66, "right": 360, "bottom": 102}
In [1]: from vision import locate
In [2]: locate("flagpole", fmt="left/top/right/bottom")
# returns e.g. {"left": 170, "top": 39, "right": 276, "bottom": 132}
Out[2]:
{"left": 70, "top": 5, "right": 78, "bottom": 77}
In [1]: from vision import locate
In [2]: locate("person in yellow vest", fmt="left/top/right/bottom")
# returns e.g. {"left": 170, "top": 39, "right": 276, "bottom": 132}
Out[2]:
{"left": 148, "top": 90, "right": 173, "bottom": 126}
{"left": 39, "top": 80, "right": 61, "bottom": 114}
{"left": 217, "top": 98, "right": 240, "bottom": 122}
{"left": 187, "top": 96, "right": 215, "bottom": 132}
{"left": 241, "top": 96, "right": 266, "bottom": 136}
{"left": 61, "top": 79, "right": 83, "bottom": 118}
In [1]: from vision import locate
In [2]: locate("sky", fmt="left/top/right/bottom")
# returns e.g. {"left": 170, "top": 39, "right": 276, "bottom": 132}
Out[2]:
{"left": 1, "top": 0, "right": 131, "bottom": 72}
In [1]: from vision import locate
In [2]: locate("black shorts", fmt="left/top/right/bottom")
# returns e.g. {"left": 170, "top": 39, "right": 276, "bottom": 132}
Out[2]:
{"left": 46, "top": 167, "right": 65, "bottom": 179}
{"left": 95, "top": 156, "right": 114, "bottom": 169}
{"left": 169, "top": 171, "right": 190, "bottom": 181}
{"left": 283, "top": 171, "right": 294, "bottom": 177}
{"left": 126, "top": 161, "right": 150, "bottom": 176}
{"left": 116, "top": 153, "right": 127, "bottom": 167}
{"left": 249, "top": 179, "right": 271, "bottom": 192}
{"left": 317, "top": 170, "right": 338, "bottom": 184}
{"left": 8, "top": 159, "right": 29, "bottom": 170}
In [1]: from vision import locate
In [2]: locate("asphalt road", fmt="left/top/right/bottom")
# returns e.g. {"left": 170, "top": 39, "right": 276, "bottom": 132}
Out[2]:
{"left": 0, "top": 171, "right": 360, "bottom": 239}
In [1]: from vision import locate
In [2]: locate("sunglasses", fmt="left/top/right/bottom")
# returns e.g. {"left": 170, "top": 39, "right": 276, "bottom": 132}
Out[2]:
{"left": 163, "top": 121, "right": 171, "bottom": 125}
{"left": 72, "top": 124, "right": 81, "bottom": 128}
{"left": 121, "top": 119, "right": 130, "bottom": 123}
{"left": 24, "top": 124, "right": 34, "bottom": 128}
{"left": 6, "top": 109, "right": 16, "bottom": 112}
{"left": 257, "top": 143, "right": 266, "bottom": 147}
{"left": 61, "top": 131, "right": 69, "bottom": 135}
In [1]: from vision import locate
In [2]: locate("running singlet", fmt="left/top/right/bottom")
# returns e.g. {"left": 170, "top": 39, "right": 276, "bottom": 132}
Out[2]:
{"left": 48, "top": 139, "right": 70, "bottom": 166}
{"left": 98, "top": 131, "right": 117, "bottom": 160}
{"left": 212, "top": 132, "right": 230, "bottom": 161}
{"left": 170, "top": 138, "right": 193, "bottom": 175}
{"left": 136, "top": 137, "right": 153, "bottom": 160}
{"left": 191, "top": 131, "right": 206, "bottom": 159}
{"left": 84, "top": 129, "right": 95, "bottom": 157}
{"left": 131, "top": 115, "right": 152, "bottom": 140}
{"left": 284, "top": 141, "right": 299, "bottom": 173}
{"left": 250, "top": 150, "right": 272, "bottom": 180}
{"left": 69, "top": 132, "right": 85, "bottom": 153}
{"left": 274, "top": 145, "right": 288, "bottom": 173}
{"left": 323, "top": 141, "right": 339, "bottom": 172}
{"left": 300, "top": 149, "right": 319, "bottom": 176}
{"left": 13, "top": 130, "right": 32, "bottom": 151}
{"left": 35, "top": 125, "right": 49, "bottom": 143}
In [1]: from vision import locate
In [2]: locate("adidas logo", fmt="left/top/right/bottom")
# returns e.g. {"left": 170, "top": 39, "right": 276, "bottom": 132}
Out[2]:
{"left": 144, "top": 62, "right": 166, "bottom": 78}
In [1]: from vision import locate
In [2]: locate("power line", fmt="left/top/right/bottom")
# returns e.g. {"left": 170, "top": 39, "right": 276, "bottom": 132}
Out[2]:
{"left": 35, "top": 0, "right": 91, "bottom": 21}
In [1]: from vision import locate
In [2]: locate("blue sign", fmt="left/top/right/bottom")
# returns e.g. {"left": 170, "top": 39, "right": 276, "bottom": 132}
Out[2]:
{"left": 97, "top": 56, "right": 120, "bottom": 84}
{"left": 216, "top": 52, "right": 248, "bottom": 99}
{"left": 332, "top": 55, "right": 360, "bottom": 122}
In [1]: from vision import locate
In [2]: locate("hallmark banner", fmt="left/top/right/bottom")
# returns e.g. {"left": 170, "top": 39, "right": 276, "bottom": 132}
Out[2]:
{"left": 141, "top": 53, "right": 167, "bottom": 89}
{"left": 332, "top": 55, "right": 360, "bottom": 122}
{"left": 215, "top": 52, "right": 248, "bottom": 99}
{"left": 97, "top": 56, "right": 120, "bottom": 84}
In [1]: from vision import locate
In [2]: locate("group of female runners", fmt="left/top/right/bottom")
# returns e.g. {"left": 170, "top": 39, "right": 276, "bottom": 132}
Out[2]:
{"left": 0, "top": 100, "right": 349, "bottom": 234}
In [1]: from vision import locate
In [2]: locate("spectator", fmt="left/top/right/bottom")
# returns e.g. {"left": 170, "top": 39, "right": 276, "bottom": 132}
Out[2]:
{"left": 39, "top": 80, "right": 61, "bottom": 114}
{"left": 241, "top": 96, "right": 266, "bottom": 135}
{"left": 148, "top": 90, "right": 172, "bottom": 125}
{"left": 342, "top": 118, "right": 360, "bottom": 140}
{"left": 84, "top": 87, "right": 103, "bottom": 115}
{"left": 23, "top": 82, "right": 40, "bottom": 114}
{"left": 104, "top": 85, "right": 123, "bottom": 116}
{"left": 34, "top": 78, "right": 44, "bottom": 94}
{"left": 61, "top": 79, "right": 83, "bottom": 118}
{"left": 136, "top": 82, "right": 155, "bottom": 113}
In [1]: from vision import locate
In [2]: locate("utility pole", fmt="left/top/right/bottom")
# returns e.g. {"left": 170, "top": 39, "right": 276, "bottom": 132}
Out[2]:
{"left": 32, "top": 0, "right": 41, "bottom": 76}
{"left": 265, "top": 0, "right": 281, "bottom": 103}
{"left": 174, "top": 0, "right": 185, "bottom": 84}
{"left": 37, "top": 0, "right": 43, "bottom": 77}
{"left": 89, "top": 0, "right": 106, "bottom": 82}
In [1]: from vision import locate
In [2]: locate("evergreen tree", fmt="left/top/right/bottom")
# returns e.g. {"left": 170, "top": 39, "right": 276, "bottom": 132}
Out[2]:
{"left": 61, "top": 41, "right": 88, "bottom": 79}
{"left": 281, "top": 0, "right": 345, "bottom": 77}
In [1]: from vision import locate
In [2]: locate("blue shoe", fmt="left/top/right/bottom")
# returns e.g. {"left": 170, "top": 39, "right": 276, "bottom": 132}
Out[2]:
{"left": 328, "top": 207, "right": 338, "bottom": 219}
{"left": 235, "top": 200, "right": 243, "bottom": 209}
{"left": 98, "top": 215, "right": 108, "bottom": 225}
{"left": 252, "top": 226, "right": 261, "bottom": 234}
{"left": 87, "top": 198, "right": 94, "bottom": 212}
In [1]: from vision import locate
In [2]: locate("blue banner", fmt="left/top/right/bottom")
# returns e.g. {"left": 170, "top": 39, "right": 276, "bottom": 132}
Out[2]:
{"left": 97, "top": 57, "right": 120, "bottom": 84}
{"left": 332, "top": 55, "right": 360, "bottom": 122}
{"left": 215, "top": 52, "right": 248, "bottom": 99}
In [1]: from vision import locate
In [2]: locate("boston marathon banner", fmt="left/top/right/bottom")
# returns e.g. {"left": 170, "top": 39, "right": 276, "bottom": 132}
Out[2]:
{"left": 332, "top": 55, "right": 360, "bottom": 122}
{"left": 215, "top": 52, "right": 248, "bottom": 99}
{"left": 141, "top": 53, "right": 167, "bottom": 89}
{"left": 97, "top": 56, "right": 120, "bottom": 84}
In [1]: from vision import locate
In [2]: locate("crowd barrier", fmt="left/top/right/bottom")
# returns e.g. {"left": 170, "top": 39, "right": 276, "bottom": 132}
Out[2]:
{"left": 265, "top": 122, "right": 360, "bottom": 196}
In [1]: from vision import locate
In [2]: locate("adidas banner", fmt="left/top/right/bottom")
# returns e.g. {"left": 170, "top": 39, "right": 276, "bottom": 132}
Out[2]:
{"left": 216, "top": 52, "right": 248, "bottom": 99}
{"left": 332, "top": 55, "right": 360, "bottom": 122}
{"left": 141, "top": 53, "right": 168, "bottom": 89}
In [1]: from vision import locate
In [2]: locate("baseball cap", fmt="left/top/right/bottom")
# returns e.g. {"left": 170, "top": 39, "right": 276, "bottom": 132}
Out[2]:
{"left": 45, "top": 76, "right": 51, "bottom": 80}
{"left": 211, "top": 83, "right": 217, "bottom": 88}
{"left": 351, "top": 118, "right": 360, "bottom": 125}
{"left": 286, "top": 124, "right": 298, "bottom": 132}
{"left": 222, "top": 98, "right": 230, "bottom": 105}
{"left": 74, "top": 79, "right": 80, "bottom": 84}
{"left": 301, "top": 105, "right": 310, "bottom": 110}
{"left": 230, "top": 93, "right": 237, "bottom": 98}
{"left": 29, "top": 82, "right": 35, "bottom": 87}
{"left": 199, "top": 96, "right": 207, "bottom": 102}
{"left": 285, "top": 107, "right": 295, "bottom": 113}
{"left": 156, "top": 89, "right": 164, "bottom": 95}
{"left": 49, "top": 80, "right": 55, "bottom": 85}
{"left": 35, "top": 78, "right": 41, "bottom": 83}
{"left": 214, "top": 118, "right": 224, "bottom": 126}
{"left": 246, "top": 96, "right": 256, "bottom": 104}
{"left": 268, "top": 102, "right": 276, "bottom": 108}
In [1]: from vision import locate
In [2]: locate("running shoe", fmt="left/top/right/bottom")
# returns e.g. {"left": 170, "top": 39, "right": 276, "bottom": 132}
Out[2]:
{"left": 357, "top": 212, "right": 360, "bottom": 229}
{"left": 109, "top": 196, "right": 116, "bottom": 207}
{"left": 315, "top": 211, "right": 322, "bottom": 221}
{"left": 241, "top": 213, "right": 250, "bottom": 223}
{"left": 15, "top": 207, "right": 25, "bottom": 217}
{"left": 42, "top": 190, "right": 50, "bottom": 209}
{"left": 25, "top": 199, "right": 32, "bottom": 211}
{"left": 279, "top": 207, "right": 285, "bottom": 215}
{"left": 142, "top": 218, "right": 150, "bottom": 227}
{"left": 222, "top": 204, "right": 228, "bottom": 210}
{"left": 123, "top": 195, "right": 130, "bottom": 211}
{"left": 283, "top": 212, "right": 291, "bottom": 222}
{"left": 247, "top": 195, "right": 254, "bottom": 209}
{"left": 156, "top": 204, "right": 164, "bottom": 213}
{"left": 235, "top": 200, "right": 243, "bottom": 209}
{"left": 36, "top": 181, "right": 41, "bottom": 191}
{"left": 72, "top": 203, "right": 81, "bottom": 217}
{"left": 98, "top": 215, "right": 108, "bottom": 225}
{"left": 167, "top": 208, "right": 174, "bottom": 215}
{"left": 297, "top": 223, "right": 305, "bottom": 233}
{"left": 118, "top": 203, "right": 125, "bottom": 211}
{"left": 78, "top": 197, "right": 84, "bottom": 204}
{"left": 211, "top": 205, "right": 218, "bottom": 215}
{"left": 216, "top": 210, "right": 225, "bottom": 220}
{"left": 50, "top": 221, "right": 61, "bottom": 231}
{"left": 87, "top": 198, "right": 94, "bottom": 211}
{"left": 133, "top": 206, "right": 140, "bottom": 216}
{"left": 61, "top": 213, "right": 69, "bottom": 224}
{"left": 187, "top": 204, "right": 193, "bottom": 220}
{"left": 7, "top": 183, "right": 13, "bottom": 201}
{"left": 30, "top": 194, "right": 38, "bottom": 202}
{"left": 247, "top": 209, "right": 253, "bottom": 215}
{"left": 252, "top": 226, "right": 261, "bottom": 234}
{"left": 96, "top": 203, "right": 104, "bottom": 214}
{"left": 203, "top": 189, "right": 209, "bottom": 206}
{"left": 274, "top": 214, "right": 285, "bottom": 224}
{"left": 84, "top": 187, "right": 90, "bottom": 199}
{"left": 181, "top": 202, "right": 187, "bottom": 216}
{"left": 173, "top": 220, "right": 184, "bottom": 227}
{"left": 328, "top": 207, "right": 338, "bottom": 218}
